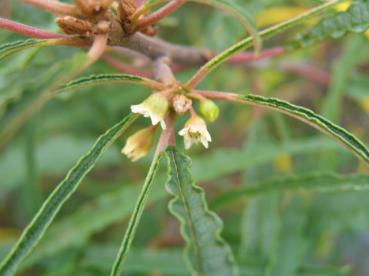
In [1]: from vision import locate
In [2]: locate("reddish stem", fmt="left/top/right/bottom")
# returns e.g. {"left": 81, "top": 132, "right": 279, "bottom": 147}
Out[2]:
{"left": 227, "top": 47, "right": 285, "bottom": 64}
{"left": 137, "top": 0, "right": 185, "bottom": 30}
{"left": 103, "top": 55, "right": 154, "bottom": 77}
{"left": 195, "top": 90, "right": 241, "bottom": 102}
{"left": 280, "top": 62, "right": 331, "bottom": 86}
{"left": 156, "top": 112, "right": 176, "bottom": 153}
{"left": 21, "top": 0, "right": 78, "bottom": 16}
{"left": 0, "top": 17, "right": 66, "bottom": 39}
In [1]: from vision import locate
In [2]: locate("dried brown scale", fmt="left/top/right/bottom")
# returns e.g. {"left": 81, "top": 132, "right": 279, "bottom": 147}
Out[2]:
{"left": 172, "top": 95, "right": 192, "bottom": 114}
{"left": 56, "top": 16, "right": 94, "bottom": 37}
{"left": 119, "top": 0, "right": 137, "bottom": 34}
{"left": 75, "top": 0, "right": 112, "bottom": 17}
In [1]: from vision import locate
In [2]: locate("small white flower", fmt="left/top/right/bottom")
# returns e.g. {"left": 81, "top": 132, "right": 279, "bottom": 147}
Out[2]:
{"left": 122, "top": 127, "right": 155, "bottom": 162}
{"left": 131, "top": 93, "right": 169, "bottom": 129}
{"left": 179, "top": 116, "right": 212, "bottom": 150}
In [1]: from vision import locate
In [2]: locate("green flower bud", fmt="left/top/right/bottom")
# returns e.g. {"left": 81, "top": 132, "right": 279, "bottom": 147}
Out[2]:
{"left": 199, "top": 99, "right": 220, "bottom": 122}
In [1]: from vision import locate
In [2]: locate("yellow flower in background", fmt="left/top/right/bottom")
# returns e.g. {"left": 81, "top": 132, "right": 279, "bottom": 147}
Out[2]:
{"left": 257, "top": 1, "right": 369, "bottom": 39}
{"left": 257, "top": 7, "right": 308, "bottom": 27}
{"left": 359, "top": 97, "right": 369, "bottom": 114}
{"left": 273, "top": 153, "right": 293, "bottom": 173}
{"left": 336, "top": 1, "right": 351, "bottom": 12}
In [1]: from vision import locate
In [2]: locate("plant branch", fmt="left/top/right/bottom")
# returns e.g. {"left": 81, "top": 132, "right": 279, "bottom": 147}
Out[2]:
{"left": 137, "top": 0, "right": 185, "bottom": 30}
{"left": 21, "top": 0, "right": 78, "bottom": 16}
{"left": 103, "top": 55, "right": 153, "bottom": 77}
{"left": 0, "top": 17, "right": 67, "bottom": 39}
{"left": 227, "top": 47, "right": 285, "bottom": 64}
{"left": 108, "top": 27, "right": 210, "bottom": 65}
{"left": 153, "top": 56, "right": 177, "bottom": 84}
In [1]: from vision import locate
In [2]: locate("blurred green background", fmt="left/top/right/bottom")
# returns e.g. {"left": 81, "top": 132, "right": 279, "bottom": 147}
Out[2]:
{"left": 1, "top": 0, "right": 369, "bottom": 275}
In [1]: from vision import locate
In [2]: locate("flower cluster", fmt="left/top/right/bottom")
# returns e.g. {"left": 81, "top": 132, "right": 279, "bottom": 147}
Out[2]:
{"left": 122, "top": 89, "right": 220, "bottom": 162}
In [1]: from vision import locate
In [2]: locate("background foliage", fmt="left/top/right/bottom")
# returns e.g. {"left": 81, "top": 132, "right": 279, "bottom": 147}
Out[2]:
{"left": 1, "top": 0, "right": 369, "bottom": 275}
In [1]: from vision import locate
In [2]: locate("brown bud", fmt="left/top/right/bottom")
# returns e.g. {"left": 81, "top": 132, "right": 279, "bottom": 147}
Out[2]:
{"left": 56, "top": 16, "right": 93, "bottom": 37}
{"left": 119, "top": 0, "right": 136, "bottom": 33}
{"left": 119, "top": 0, "right": 136, "bottom": 18}
{"left": 75, "top": 0, "right": 111, "bottom": 16}
{"left": 172, "top": 95, "right": 192, "bottom": 115}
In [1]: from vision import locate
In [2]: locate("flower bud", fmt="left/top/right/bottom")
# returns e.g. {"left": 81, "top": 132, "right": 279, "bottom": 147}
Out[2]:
{"left": 119, "top": 0, "right": 136, "bottom": 33}
{"left": 75, "top": 0, "right": 110, "bottom": 16}
{"left": 131, "top": 93, "right": 169, "bottom": 129}
{"left": 122, "top": 127, "right": 155, "bottom": 162}
{"left": 199, "top": 99, "right": 220, "bottom": 122}
{"left": 56, "top": 16, "right": 93, "bottom": 37}
{"left": 172, "top": 94, "right": 192, "bottom": 115}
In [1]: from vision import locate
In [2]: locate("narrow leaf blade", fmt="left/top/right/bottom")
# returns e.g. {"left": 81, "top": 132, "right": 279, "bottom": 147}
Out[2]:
{"left": 213, "top": 172, "right": 369, "bottom": 209}
{"left": 165, "top": 147, "right": 237, "bottom": 276}
{"left": 239, "top": 94, "right": 369, "bottom": 164}
{"left": 0, "top": 39, "right": 49, "bottom": 61}
{"left": 110, "top": 153, "right": 162, "bottom": 276}
{"left": 59, "top": 73, "right": 161, "bottom": 93}
{"left": 0, "top": 113, "right": 137, "bottom": 275}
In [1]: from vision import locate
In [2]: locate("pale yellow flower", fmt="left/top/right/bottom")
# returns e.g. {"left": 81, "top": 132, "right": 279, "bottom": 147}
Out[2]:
{"left": 122, "top": 127, "right": 155, "bottom": 161}
{"left": 179, "top": 116, "right": 212, "bottom": 150}
{"left": 131, "top": 93, "right": 169, "bottom": 129}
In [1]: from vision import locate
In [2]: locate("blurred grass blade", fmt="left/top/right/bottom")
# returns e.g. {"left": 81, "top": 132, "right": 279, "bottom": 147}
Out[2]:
{"left": 59, "top": 73, "right": 163, "bottom": 92}
{"left": 0, "top": 38, "right": 76, "bottom": 61}
{"left": 0, "top": 113, "right": 137, "bottom": 276}
{"left": 110, "top": 153, "right": 162, "bottom": 276}
{"left": 213, "top": 172, "right": 369, "bottom": 209}
{"left": 186, "top": 0, "right": 340, "bottom": 88}
{"left": 239, "top": 94, "right": 369, "bottom": 164}
{"left": 165, "top": 147, "right": 237, "bottom": 276}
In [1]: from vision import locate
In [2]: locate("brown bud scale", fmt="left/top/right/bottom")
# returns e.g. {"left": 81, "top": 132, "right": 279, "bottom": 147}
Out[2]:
{"left": 56, "top": 16, "right": 93, "bottom": 37}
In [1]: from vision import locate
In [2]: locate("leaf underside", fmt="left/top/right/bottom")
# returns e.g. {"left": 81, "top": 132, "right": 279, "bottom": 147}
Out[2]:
{"left": 165, "top": 147, "right": 237, "bottom": 276}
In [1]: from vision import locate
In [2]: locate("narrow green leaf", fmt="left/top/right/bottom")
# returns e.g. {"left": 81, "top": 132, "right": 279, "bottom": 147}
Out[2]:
{"left": 165, "top": 147, "right": 237, "bottom": 276}
{"left": 213, "top": 172, "right": 369, "bottom": 209}
{"left": 0, "top": 113, "right": 137, "bottom": 276}
{"left": 186, "top": 0, "right": 340, "bottom": 87}
{"left": 59, "top": 73, "right": 161, "bottom": 93}
{"left": 206, "top": 0, "right": 339, "bottom": 70}
{"left": 239, "top": 94, "right": 369, "bottom": 164}
{"left": 142, "top": 0, "right": 260, "bottom": 48}
{"left": 21, "top": 177, "right": 167, "bottom": 270}
{"left": 192, "top": 0, "right": 261, "bottom": 52}
{"left": 0, "top": 39, "right": 49, "bottom": 61}
{"left": 110, "top": 153, "right": 162, "bottom": 276}
{"left": 192, "top": 138, "right": 340, "bottom": 182}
